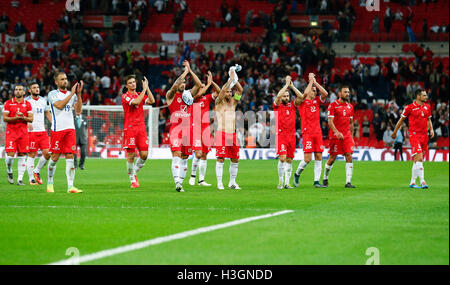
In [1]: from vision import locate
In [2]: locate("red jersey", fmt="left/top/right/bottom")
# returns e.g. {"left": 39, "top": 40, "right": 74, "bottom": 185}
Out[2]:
{"left": 193, "top": 94, "right": 214, "bottom": 129}
{"left": 168, "top": 92, "right": 192, "bottom": 131}
{"left": 3, "top": 97, "right": 32, "bottom": 135}
{"left": 121, "top": 91, "right": 148, "bottom": 131}
{"left": 328, "top": 99, "right": 354, "bottom": 139}
{"left": 298, "top": 97, "right": 324, "bottom": 135}
{"left": 273, "top": 102, "right": 296, "bottom": 135}
{"left": 401, "top": 101, "right": 431, "bottom": 136}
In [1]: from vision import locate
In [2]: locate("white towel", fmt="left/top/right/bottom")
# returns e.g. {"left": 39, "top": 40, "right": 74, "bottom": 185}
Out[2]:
{"left": 228, "top": 64, "right": 242, "bottom": 89}
{"left": 181, "top": 89, "right": 194, "bottom": 106}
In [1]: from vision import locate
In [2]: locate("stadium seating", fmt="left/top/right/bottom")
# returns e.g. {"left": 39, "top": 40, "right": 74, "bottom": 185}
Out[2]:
{"left": 0, "top": 0, "right": 66, "bottom": 40}
{"left": 140, "top": 0, "right": 274, "bottom": 42}
{"left": 349, "top": 0, "right": 449, "bottom": 42}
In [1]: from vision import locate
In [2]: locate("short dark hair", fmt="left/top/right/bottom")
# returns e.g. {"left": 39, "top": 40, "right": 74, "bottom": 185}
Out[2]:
{"left": 14, "top": 84, "right": 25, "bottom": 89}
{"left": 339, "top": 85, "right": 350, "bottom": 92}
{"left": 29, "top": 82, "right": 39, "bottom": 88}
{"left": 53, "top": 72, "right": 66, "bottom": 80}
{"left": 415, "top": 89, "right": 424, "bottom": 97}
{"left": 124, "top": 75, "right": 136, "bottom": 84}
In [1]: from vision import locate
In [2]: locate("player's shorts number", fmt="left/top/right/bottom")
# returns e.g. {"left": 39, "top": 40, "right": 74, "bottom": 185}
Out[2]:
{"left": 130, "top": 138, "right": 135, "bottom": 145}
{"left": 30, "top": 142, "right": 35, "bottom": 148}
{"left": 306, "top": 141, "right": 312, "bottom": 149}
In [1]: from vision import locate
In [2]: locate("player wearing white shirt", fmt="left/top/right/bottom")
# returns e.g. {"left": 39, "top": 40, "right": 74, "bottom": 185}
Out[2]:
{"left": 25, "top": 82, "right": 52, "bottom": 185}
{"left": 46, "top": 72, "right": 83, "bottom": 194}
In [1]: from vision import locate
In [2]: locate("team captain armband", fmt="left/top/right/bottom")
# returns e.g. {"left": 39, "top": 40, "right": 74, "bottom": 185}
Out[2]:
{"left": 234, "top": 93, "right": 242, "bottom": 101}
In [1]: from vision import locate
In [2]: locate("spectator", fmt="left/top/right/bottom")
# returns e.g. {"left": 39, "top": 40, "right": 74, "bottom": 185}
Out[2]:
{"left": 384, "top": 12, "right": 392, "bottom": 33}
{"left": 362, "top": 116, "right": 370, "bottom": 137}
{"left": 11, "top": 0, "right": 19, "bottom": 8}
{"left": 14, "top": 21, "right": 27, "bottom": 36}
{"left": 393, "top": 126, "right": 405, "bottom": 161}
{"left": 383, "top": 125, "right": 394, "bottom": 147}
{"left": 36, "top": 19, "right": 44, "bottom": 42}
{"left": 372, "top": 16, "right": 380, "bottom": 33}
{"left": 422, "top": 19, "right": 428, "bottom": 41}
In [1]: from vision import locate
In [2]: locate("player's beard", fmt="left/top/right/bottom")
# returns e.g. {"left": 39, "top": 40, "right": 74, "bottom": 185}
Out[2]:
{"left": 282, "top": 99, "right": 289, "bottom": 104}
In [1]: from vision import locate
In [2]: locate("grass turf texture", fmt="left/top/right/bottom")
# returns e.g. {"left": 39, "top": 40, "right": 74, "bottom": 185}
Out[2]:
{"left": 0, "top": 159, "right": 448, "bottom": 265}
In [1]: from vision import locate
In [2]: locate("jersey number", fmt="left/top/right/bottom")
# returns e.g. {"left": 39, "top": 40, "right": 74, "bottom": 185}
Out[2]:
{"left": 310, "top": 106, "right": 316, "bottom": 113}
{"left": 64, "top": 105, "right": 71, "bottom": 112}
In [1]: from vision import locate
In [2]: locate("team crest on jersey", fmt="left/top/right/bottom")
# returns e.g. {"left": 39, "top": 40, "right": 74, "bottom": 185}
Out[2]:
{"left": 177, "top": 97, "right": 182, "bottom": 103}
{"left": 286, "top": 110, "right": 289, "bottom": 115}
{"left": 180, "top": 105, "right": 187, "bottom": 112}
{"left": 72, "top": 145, "right": 76, "bottom": 151}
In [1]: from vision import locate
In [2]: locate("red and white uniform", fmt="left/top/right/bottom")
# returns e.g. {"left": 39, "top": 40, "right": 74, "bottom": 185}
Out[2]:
{"left": 327, "top": 100, "right": 354, "bottom": 155}
{"left": 192, "top": 94, "right": 214, "bottom": 154}
{"left": 26, "top": 95, "right": 50, "bottom": 152}
{"left": 273, "top": 101, "right": 297, "bottom": 158}
{"left": 215, "top": 130, "right": 240, "bottom": 159}
{"left": 121, "top": 91, "right": 149, "bottom": 152}
{"left": 3, "top": 97, "right": 32, "bottom": 153}
{"left": 298, "top": 97, "right": 325, "bottom": 153}
{"left": 48, "top": 89, "right": 77, "bottom": 154}
{"left": 401, "top": 101, "right": 431, "bottom": 156}
{"left": 168, "top": 91, "right": 193, "bottom": 155}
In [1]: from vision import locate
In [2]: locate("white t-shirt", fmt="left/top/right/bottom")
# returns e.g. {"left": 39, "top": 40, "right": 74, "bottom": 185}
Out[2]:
{"left": 25, "top": 95, "right": 49, "bottom": 132}
{"left": 48, "top": 89, "right": 77, "bottom": 132}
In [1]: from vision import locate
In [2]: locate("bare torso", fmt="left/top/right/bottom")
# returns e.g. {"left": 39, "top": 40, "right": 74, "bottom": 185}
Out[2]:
{"left": 215, "top": 97, "right": 237, "bottom": 133}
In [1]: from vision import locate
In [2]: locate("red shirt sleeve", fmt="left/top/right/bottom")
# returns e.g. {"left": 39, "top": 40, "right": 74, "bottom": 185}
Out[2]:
{"left": 26, "top": 101, "right": 33, "bottom": 114}
{"left": 122, "top": 92, "right": 133, "bottom": 105}
{"left": 350, "top": 104, "right": 354, "bottom": 118}
{"left": 401, "top": 104, "right": 411, "bottom": 118}
{"left": 3, "top": 101, "right": 10, "bottom": 114}
{"left": 427, "top": 104, "right": 432, "bottom": 118}
{"left": 328, "top": 102, "right": 335, "bottom": 117}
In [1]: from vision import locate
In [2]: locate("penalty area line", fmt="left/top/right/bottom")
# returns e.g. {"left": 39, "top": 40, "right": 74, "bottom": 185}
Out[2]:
{"left": 48, "top": 209, "right": 294, "bottom": 265}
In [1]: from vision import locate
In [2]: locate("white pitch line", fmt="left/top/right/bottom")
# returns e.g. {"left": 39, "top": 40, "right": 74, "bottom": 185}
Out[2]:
{"left": 48, "top": 209, "right": 294, "bottom": 265}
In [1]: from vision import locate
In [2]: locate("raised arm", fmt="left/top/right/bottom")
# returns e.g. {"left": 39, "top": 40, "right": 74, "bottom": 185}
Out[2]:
{"left": 303, "top": 73, "right": 315, "bottom": 97}
{"left": 186, "top": 61, "right": 203, "bottom": 96}
{"left": 143, "top": 77, "right": 155, "bottom": 105}
{"left": 74, "top": 80, "right": 83, "bottom": 116}
{"left": 167, "top": 65, "right": 189, "bottom": 101}
{"left": 193, "top": 72, "right": 213, "bottom": 101}
{"left": 52, "top": 82, "right": 78, "bottom": 110}
{"left": 291, "top": 82, "right": 305, "bottom": 106}
{"left": 275, "top": 76, "right": 291, "bottom": 106}
{"left": 313, "top": 77, "right": 328, "bottom": 100}
{"left": 216, "top": 71, "right": 235, "bottom": 104}
{"left": 211, "top": 78, "right": 221, "bottom": 99}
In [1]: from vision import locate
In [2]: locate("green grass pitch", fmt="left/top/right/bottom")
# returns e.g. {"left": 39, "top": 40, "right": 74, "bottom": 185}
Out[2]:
{"left": 0, "top": 158, "right": 448, "bottom": 265}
